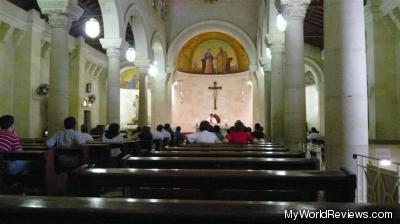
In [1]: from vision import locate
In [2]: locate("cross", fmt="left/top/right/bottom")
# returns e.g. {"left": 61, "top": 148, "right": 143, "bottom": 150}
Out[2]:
{"left": 208, "top": 81, "right": 222, "bottom": 110}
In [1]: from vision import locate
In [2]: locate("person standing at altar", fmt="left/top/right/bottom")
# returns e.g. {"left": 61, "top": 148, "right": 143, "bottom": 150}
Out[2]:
{"left": 203, "top": 49, "right": 213, "bottom": 74}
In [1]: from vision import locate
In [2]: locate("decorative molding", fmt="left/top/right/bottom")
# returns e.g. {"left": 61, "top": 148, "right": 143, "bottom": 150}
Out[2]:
{"left": 305, "top": 71, "right": 315, "bottom": 86}
{"left": 266, "top": 33, "right": 285, "bottom": 53}
{"left": 100, "top": 38, "right": 122, "bottom": 49}
{"left": 281, "top": 0, "right": 310, "bottom": 20}
{"left": 106, "top": 48, "right": 121, "bottom": 59}
{"left": 47, "top": 13, "right": 70, "bottom": 29}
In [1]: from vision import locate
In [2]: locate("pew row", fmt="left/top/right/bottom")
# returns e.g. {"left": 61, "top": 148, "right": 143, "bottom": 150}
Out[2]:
{"left": 166, "top": 146, "right": 289, "bottom": 152}
{"left": 121, "top": 156, "right": 318, "bottom": 170}
{"left": 75, "top": 167, "right": 356, "bottom": 202}
{"left": 0, "top": 195, "right": 398, "bottom": 224}
{"left": 151, "top": 150, "right": 305, "bottom": 158}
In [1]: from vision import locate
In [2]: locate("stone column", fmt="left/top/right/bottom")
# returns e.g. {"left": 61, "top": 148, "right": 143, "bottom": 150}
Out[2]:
{"left": 137, "top": 64, "right": 150, "bottom": 126}
{"left": 267, "top": 33, "right": 285, "bottom": 144}
{"left": 105, "top": 48, "right": 121, "bottom": 124}
{"left": 325, "top": 0, "right": 368, "bottom": 170}
{"left": 37, "top": 0, "right": 83, "bottom": 134}
{"left": 260, "top": 58, "right": 271, "bottom": 141}
{"left": 100, "top": 38, "right": 122, "bottom": 124}
{"left": 281, "top": 0, "right": 310, "bottom": 149}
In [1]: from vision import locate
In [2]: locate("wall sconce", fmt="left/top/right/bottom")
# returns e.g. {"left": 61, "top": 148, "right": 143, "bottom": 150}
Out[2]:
{"left": 86, "top": 83, "right": 92, "bottom": 93}
{"left": 82, "top": 94, "right": 96, "bottom": 107}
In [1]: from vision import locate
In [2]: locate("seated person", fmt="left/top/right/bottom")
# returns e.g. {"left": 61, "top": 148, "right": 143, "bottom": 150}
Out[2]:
{"left": 251, "top": 123, "right": 265, "bottom": 139}
{"left": 152, "top": 125, "right": 164, "bottom": 150}
{"left": 90, "top": 125, "right": 105, "bottom": 136}
{"left": 174, "top": 126, "right": 185, "bottom": 146}
{"left": 187, "top": 121, "right": 221, "bottom": 144}
{"left": 102, "top": 123, "right": 124, "bottom": 157}
{"left": 307, "top": 127, "right": 322, "bottom": 144}
{"left": 138, "top": 126, "right": 153, "bottom": 151}
{"left": 213, "top": 125, "right": 225, "bottom": 141}
{"left": 0, "top": 115, "right": 29, "bottom": 175}
{"left": 80, "top": 124, "right": 94, "bottom": 142}
{"left": 131, "top": 126, "right": 142, "bottom": 140}
{"left": 163, "top": 123, "right": 174, "bottom": 147}
{"left": 46, "top": 117, "right": 87, "bottom": 173}
{"left": 225, "top": 121, "right": 255, "bottom": 145}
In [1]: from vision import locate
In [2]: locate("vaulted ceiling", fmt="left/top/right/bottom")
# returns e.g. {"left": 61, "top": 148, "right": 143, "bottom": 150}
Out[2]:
{"left": 7, "top": 0, "right": 326, "bottom": 53}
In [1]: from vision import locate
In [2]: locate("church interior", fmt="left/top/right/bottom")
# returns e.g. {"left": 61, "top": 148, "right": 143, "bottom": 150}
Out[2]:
{"left": 0, "top": 0, "right": 399, "bottom": 222}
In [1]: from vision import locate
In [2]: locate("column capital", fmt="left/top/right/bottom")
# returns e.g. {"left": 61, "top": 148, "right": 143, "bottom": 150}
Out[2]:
{"left": 100, "top": 38, "right": 122, "bottom": 49}
{"left": 266, "top": 33, "right": 285, "bottom": 53}
{"left": 281, "top": 0, "right": 310, "bottom": 20}
{"left": 135, "top": 59, "right": 152, "bottom": 74}
{"left": 37, "top": 0, "right": 83, "bottom": 28}
{"left": 106, "top": 48, "right": 121, "bottom": 59}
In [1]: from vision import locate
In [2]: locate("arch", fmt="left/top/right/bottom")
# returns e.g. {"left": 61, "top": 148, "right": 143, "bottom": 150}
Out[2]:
{"left": 98, "top": 0, "right": 123, "bottom": 39}
{"left": 151, "top": 31, "right": 166, "bottom": 74}
{"left": 123, "top": 4, "right": 150, "bottom": 60}
{"left": 305, "top": 57, "right": 324, "bottom": 85}
{"left": 167, "top": 20, "right": 257, "bottom": 69}
{"left": 304, "top": 57, "right": 325, "bottom": 136}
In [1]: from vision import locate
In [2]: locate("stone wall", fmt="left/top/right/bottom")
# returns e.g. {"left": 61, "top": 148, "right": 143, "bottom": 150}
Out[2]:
{"left": 172, "top": 71, "right": 253, "bottom": 132}
{"left": 0, "top": 1, "right": 107, "bottom": 137}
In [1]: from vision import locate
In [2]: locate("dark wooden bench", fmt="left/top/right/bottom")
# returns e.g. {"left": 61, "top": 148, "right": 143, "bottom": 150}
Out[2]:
{"left": 185, "top": 143, "right": 285, "bottom": 148}
{"left": 0, "top": 195, "right": 398, "bottom": 224}
{"left": 75, "top": 167, "right": 356, "bottom": 202}
{"left": 0, "top": 150, "right": 55, "bottom": 194}
{"left": 122, "top": 156, "right": 317, "bottom": 170}
{"left": 166, "top": 146, "right": 289, "bottom": 152}
{"left": 151, "top": 150, "right": 305, "bottom": 158}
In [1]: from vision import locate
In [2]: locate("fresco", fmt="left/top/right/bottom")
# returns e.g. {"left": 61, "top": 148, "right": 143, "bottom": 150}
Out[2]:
{"left": 120, "top": 67, "right": 140, "bottom": 89}
{"left": 191, "top": 40, "right": 238, "bottom": 74}
{"left": 176, "top": 32, "right": 249, "bottom": 74}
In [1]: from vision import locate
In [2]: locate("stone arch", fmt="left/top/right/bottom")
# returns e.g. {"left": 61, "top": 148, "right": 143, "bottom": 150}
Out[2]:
{"left": 123, "top": 4, "right": 150, "bottom": 60}
{"left": 151, "top": 31, "right": 166, "bottom": 74}
{"left": 167, "top": 20, "right": 257, "bottom": 69}
{"left": 305, "top": 57, "right": 325, "bottom": 135}
{"left": 98, "top": 0, "right": 123, "bottom": 39}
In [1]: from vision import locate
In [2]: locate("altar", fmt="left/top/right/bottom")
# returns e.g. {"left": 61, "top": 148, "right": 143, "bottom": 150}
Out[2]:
{"left": 172, "top": 71, "right": 253, "bottom": 132}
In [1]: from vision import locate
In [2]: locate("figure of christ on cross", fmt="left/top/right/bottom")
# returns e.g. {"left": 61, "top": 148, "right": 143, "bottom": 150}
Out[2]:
{"left": 208, "top": 81, "right": 222, "bottom": 110}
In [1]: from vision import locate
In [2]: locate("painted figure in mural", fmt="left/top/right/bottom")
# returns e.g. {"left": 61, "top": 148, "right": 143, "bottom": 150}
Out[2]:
{"left": 127, "top": 74, "right": 140, "bottom": 89}
{"left": 203, "top": 49, "right": 214, "bottom": 74}
{"left": 216, "top": 47, "right": 228, "bottom": 74}
{"left": 133, "top": 94, "right": 139, "bottom": 121}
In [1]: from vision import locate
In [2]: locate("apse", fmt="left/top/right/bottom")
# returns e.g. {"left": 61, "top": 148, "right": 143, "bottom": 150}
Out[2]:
{"left": 172, "top": 32, "right": 252, "bottom": 132}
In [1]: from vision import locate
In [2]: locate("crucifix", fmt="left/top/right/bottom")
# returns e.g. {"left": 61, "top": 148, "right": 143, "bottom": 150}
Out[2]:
{"left": 208, "top": 81, "right": 222, "bottom": 110}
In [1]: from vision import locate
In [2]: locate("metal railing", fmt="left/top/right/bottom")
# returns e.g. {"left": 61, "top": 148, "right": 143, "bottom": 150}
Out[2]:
{"left": 304, "top": 143, "right": 325, "bottom": 170}
{"left": 353, "top": 154, "right": 400, "bottom": 204}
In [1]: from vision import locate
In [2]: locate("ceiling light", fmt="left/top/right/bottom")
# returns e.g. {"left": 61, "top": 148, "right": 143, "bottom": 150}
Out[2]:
{"left": 126, "top": 47, "right": 136, "bottom": 62}
{"left": 85, "top": 18, "right": 100, "bottom": 38}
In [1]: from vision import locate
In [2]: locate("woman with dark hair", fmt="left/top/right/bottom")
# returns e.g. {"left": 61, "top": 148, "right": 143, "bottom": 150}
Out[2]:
{"left": 163, "top": 123, "right": 175, "bottom": 147}
{"left": 174, "top": 126, "right": 185, "bottom": 146}
{"left": 213, "top": 125, "right": 224, "bottom": 141}
{"left": 251, "top": 123, "right": 265, "bottom": 139}
{"left": 225, "top": 121, "right": 255, "bottom": 144}
{"left": 102, "top": 123, "right": 124, "bottom": 157}
{"left": 138, "top": 126, "right": 153, "bottom": 151}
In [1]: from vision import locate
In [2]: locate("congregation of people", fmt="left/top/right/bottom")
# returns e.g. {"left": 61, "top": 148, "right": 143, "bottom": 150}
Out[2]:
{"left": 0, "top": 113, "right": 273, "bottom": 179}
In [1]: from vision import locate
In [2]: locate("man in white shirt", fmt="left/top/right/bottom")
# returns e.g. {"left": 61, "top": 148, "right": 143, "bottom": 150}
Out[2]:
{"left": 46, "top": 117, "right": 87, "bottom": 148}
{"left": 187, "top": 120, "right": 221, "bottom": 144}
{"left": 161, "top": 126, "right": 171, "bottom": 140}
{"left": 153, "top": 125, "right": 164, "bottom": 140}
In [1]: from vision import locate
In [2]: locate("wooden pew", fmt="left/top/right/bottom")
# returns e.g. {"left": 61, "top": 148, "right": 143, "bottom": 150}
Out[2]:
{"left": 0, "top": 150, "right": 56, "bottom": 194}
{"left": 166, "top": 146, "right": 289, "bottom": 152}
{"left": 0, "top": 195, "right": 398, "bottom": 224}
{"left": 151, "top": 150, "right": 305, "bottom": 158}
{"left": 122, "top": 156, "right": 318, "bottom": 170}
{"left": 20, "top": 138, "right": 45, "bottom": 144}
{"left": 75, "top": 168, "right": 356, "bottom": 202}
{"left": 185, "top": 143, "right": 285, "bottom": 148}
